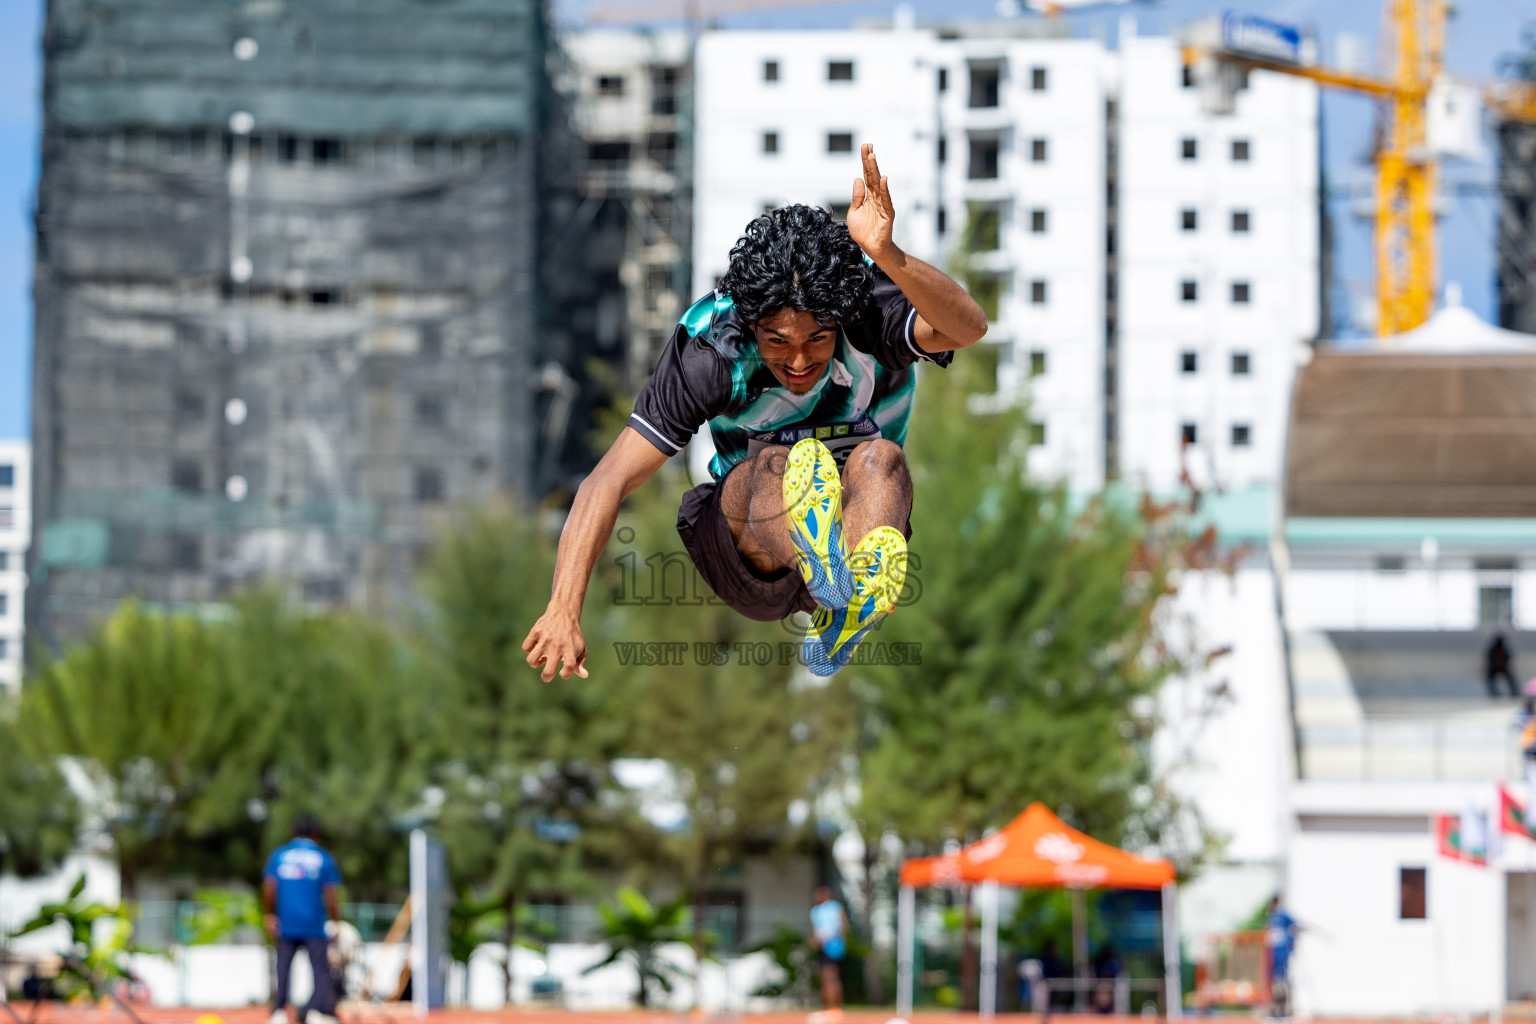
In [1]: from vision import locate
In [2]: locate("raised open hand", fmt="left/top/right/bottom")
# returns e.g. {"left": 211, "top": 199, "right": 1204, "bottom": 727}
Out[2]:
{"left": 847, "top": 143, "right": 896, "bottom": 261}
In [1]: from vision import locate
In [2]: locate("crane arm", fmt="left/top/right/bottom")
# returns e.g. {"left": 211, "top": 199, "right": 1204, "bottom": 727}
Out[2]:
{"left": 1179, "top": 45, "right": 1408, "bottom": 100}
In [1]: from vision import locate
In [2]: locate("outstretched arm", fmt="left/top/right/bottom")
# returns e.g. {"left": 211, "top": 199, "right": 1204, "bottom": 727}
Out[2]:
{"left": 523, "top": 428, "right": 670, "bottom": 681}
{"left": 847, "top": 143, "right": 988, "bottom": 354}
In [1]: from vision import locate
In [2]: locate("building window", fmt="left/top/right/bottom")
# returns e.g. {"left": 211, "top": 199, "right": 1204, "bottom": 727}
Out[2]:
{"left": 415, "top": 466, "right": 445, "bottom": 504}
{"left": 312, "top": 138, "right": 344, "bottom": 164}
{"left": 938, "top": 67, "right": 948, "bottom": 91}
{"left": 1181, "top": 280, "right": 1198, "bottom": 302}
{"left": 1400, "top": 867, "right": 1427, "bottom": 920}
{"left": 1181, "top": 208, "right": 1198, "bottom": 232}
{"left": 0, "top": 552, "right": 8, "bottom": 570}
{"left": 176, "top": 391, "right": 206, "bottom": 423}
{"left": 827, "top": 60, "right": 854, "bottom": 81}
{"left": 1181, "top": 351, "right": 1198, "bottom": 374}
{"left": 969, "top": 137, "right": 1000, "bottom": 180}
{"left": 646, "top": 131, "right": 677, "bottom": 169}
{"left": 1376, "top": 555, "right": 1407, "bottom": 573}
{"left": 1181, "top": 64, "right": 1194, "bottom": 88}
{"left": 1031, "top": 66, "right": 1048, "bottom": 91}
{"left": 1232, "top": 209, "right": 1251, "bottom": 233}
{"left": 937, "top": 207, "right": 947, "bottom": 235}
{"left": 588, "top": 140, "right": 631, "bottom": 169}
{"left": 968, "top": 204, "right": 1001, "bottom": 251}
{"left": 172, "top": 460, "right": 202, "bottom": 494}
{"left": 0, "top": 508, "right": 11, "bottom": 529}
{"left": 1029, "top": 420, "right": 1046, "bottom": 446}
{"left": 938, "top": 136, "right": 947, "bottom": 163}
{"left": 172, "top": 535, "right": 201, "bottom": 570}
{"left": 762, "top": 131, "right": 778, "bottom": 154}
{"left": 763, "top": 60, "right": 779, "bottom": 82}
{"left": 1181, "top": 423, "right": 1198, "bottom": 445}
{"left": 0, "top": 593, "right": 7, "bottom": 616}
{"left": 1030, "top": 137, "right": 1048, "bottom": 163}
{"left": 1232, "top": 281, "right": 1251, "bottom": 304}
{"left": 1181, "top": 137, "right": 1198, "bottom": 160}
{"left": 969, "top": 64, "right": 1000, "bottom": 109}
{"left": 651, "top": 66, "right": 680, "bottom": 115}
{"left": 1029, "top": 280, "right": 1047, "bottom": 304}
{"left": 827, "top": 133, "right": 854, "bottom": 154}
{"left": 1030, "top": 350, "right": 1046, "bottom": 376}
{"left": 596, "top": 74, "right": 625, "bottom": 96}
{"left": 1232, "top": 138, "right": 1251, "bottom": 162}
{"left": 0, "top": 638, "right": 7, "bottom": 660}
{"left": 1232, "top": 352, "right": 1251, "bottom": 375}
{"left": 1481, "top": 585, "right": 1515, "bottom": 627}
{"left": 0, "top": 465, "right": 13, "bottom": 488}
{"left": 1030, "top": 208, "right": 1047, "bottom": 233}
{"left": 415, "top": 395, "right": 445, "bottom": 427}
{"left": 1232, "top": 423, "right": 1251, "bottom": 447}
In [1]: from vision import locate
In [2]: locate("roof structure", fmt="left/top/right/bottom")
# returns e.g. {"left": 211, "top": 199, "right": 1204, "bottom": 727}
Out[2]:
{"left": 1285, "top": 302, "right": 1536, "bottom": 519}
{"left": 898, "top": 802, "right": 1174, "bottom": 890}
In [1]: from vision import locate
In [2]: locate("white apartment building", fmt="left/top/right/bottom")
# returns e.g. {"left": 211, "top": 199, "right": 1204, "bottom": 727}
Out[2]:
{"left": 1117, "top": 34, "right": 1320, "bottom": 494}
{"left": 694, "top": 19, "right": 1317, "bottom": 494}
{"left": 0, "top": 440, "right": 29, "bottom": 690}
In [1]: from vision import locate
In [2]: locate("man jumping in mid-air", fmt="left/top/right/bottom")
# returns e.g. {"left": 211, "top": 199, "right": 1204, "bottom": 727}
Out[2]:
{"left": 523, "top": 145, "right": 986, "bottom": 678}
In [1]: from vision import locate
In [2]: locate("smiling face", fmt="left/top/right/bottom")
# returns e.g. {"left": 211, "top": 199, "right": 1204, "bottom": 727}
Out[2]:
{"left": 753, "top": 307, "right": 838, "bottom": 394}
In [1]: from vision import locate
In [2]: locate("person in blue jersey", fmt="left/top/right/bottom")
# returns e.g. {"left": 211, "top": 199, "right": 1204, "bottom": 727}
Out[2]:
{"left": 1266, "top": 894, "right": 1300, "bottom": 1018}
{"left": 523, "top": 144, "right": 986, "bottom": 678}
{"left": 808, "top": 885, "right": 849, "bottom": 1020}
{"left": 263, "top": 814, "right": 343, "bottom": 1024}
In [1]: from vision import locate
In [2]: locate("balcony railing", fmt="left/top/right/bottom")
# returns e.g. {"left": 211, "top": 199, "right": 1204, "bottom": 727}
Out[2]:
{"left": 1299, "top": 715, "right": 1526, "bottom": 781}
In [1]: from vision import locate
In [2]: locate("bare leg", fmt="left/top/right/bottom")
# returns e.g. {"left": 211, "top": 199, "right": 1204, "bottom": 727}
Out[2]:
{"left": 841, "top": 439, "right": 912, "bottom": 549}
{"left": 821, "top": 961, "right": 843, "bottom": 1010}
{"left": 719, "top": 446, "right": 799, "bottom": 575}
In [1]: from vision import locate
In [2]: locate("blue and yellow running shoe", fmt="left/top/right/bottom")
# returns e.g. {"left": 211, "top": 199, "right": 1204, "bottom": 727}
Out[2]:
{"left": 800, "top": 526, "right": 908, "bottom": 677}
{"left": 783, "top": 438, "right": 855, "bottom": 609}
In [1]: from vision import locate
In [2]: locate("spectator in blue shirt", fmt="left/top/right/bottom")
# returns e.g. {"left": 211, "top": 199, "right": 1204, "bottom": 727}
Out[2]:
{"left": 263, "top": 814, "right": 342, "bottom": 1023}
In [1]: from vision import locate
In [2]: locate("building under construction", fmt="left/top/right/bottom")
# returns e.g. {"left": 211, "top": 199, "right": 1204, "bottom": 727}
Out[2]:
{"left": 29, "top": 0, "right": 610, "bottom": 645}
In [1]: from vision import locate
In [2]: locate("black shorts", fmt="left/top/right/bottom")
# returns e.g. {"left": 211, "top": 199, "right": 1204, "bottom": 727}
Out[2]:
{"left": 676, "top": 467, "right": 912, "bottom": 623}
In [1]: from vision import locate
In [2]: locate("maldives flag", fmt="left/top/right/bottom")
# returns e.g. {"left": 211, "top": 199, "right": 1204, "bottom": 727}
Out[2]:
{"left": 1500, "top": 785, "right": 1535, "bottom": 837}
{"left": 1437, "top": 812, "right": 1488, "bottom": 865}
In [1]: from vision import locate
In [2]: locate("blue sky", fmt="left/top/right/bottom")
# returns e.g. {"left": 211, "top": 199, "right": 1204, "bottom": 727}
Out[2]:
{"left": 1, "top": 0, "right": 1533, "bottom": 439}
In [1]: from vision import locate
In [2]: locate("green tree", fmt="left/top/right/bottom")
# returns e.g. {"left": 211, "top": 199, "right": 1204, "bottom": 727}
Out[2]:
{"left": 582, "top": 887, "right": 690, "bottom": 1007}
{"left": 852, "top": 358, "right": 1214, "bottom": 1008}
{"left": 18, "top": 602, "right": 271, "bottom": 894}
{"left": 19, "top": 595, "right": 432, "bottom": 896}
{"left": 418, "top": 498, "right": 644, "bottom": 1002}
{"left": 857, "top": 356, "right": 1198, "bottom": 849}
{"left": 604, "top": 468, "right": 858, "bottom": 990}
{"left": 0, "top": 713, "right": 79, "bottom": 877}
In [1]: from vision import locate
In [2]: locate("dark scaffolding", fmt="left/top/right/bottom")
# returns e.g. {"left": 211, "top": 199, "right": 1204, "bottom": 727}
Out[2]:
{"left": 29, "top": 0, "right": 611, "bottom": 645}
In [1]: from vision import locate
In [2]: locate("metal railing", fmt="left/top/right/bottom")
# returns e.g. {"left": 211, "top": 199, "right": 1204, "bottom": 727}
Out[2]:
{"left": 1299, "top": 715, "right": 1527, "bottom": 781}
{"left": 126, "top": 900, "right": 807, "bottom": 952}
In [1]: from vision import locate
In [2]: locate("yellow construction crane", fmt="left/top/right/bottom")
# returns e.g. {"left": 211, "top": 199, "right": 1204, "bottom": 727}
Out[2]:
{"left": 1184, "top": 1, "right": 1536, "bottom": 336}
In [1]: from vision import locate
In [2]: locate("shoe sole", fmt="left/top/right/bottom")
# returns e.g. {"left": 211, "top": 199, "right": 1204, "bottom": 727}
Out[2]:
{"left": 803, "top": 527, "right": 907, "bottom": 676}
{"left": 783, "top": 438, "right": 854, "bottom": 608}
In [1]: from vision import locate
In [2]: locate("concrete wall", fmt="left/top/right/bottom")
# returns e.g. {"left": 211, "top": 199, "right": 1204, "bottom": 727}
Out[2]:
{"left": 1286, "top": 782, "right": 1505, "bottom": 1015}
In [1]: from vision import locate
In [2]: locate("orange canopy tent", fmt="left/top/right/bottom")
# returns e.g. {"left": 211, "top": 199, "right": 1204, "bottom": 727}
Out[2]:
{"left": 894, "top": 803, "right": 1181, "bottom": 1018}
{"left": 899, "top": 802, "right": 1176, "bottom": 890}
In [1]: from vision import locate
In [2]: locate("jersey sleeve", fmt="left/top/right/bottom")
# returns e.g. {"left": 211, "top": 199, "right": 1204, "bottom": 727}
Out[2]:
{"left": 628, "top": 322, "right": 732, "bottom": 456}
{"left": 848, "top": 264, "right": 955, "bottom": 371}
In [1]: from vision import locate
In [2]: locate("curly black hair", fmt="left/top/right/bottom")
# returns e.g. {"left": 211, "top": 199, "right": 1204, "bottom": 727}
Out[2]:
{"left": 718, "top": 204, "right": 872, "bottom": 327}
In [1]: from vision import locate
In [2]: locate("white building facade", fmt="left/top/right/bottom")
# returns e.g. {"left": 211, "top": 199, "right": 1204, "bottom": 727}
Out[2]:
{"left": 0, "top": 440, "right": 29, "bottom": 690}
{"left": 692, "top": 19, "right": 1319, "bottom": 495}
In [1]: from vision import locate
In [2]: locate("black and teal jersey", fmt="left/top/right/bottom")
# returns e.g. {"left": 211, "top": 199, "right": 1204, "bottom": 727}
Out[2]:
{"left": 628, "top": 266, "right": 952, "bottom": 480}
